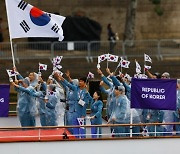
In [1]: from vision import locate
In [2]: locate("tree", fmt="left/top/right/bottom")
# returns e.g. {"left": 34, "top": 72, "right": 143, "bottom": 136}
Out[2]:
{"left": 124, "top": 0, "right": 137, "bottom": 47}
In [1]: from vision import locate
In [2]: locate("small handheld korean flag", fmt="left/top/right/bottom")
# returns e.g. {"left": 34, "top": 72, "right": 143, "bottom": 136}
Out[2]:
{"left": 6, "top": 69, "right": 18, "bottom": 77}
{"left": 144, "top": 53, "right": 152, "bottom": 63}
{"left": 107, "top": 54, "right": 119, "bottom": 62}
{"left": 39, "top": 63, "right": 47, "bottom": 71}
{"left": 120, "top": 58, "right": 130, "bottom": 68}
{"left": 54, "top": 56, "right": 63, "bottom": 64}
{"left": 98, "top": 54, "right": 107, "bottom": 64}
{"left": 5, "top": 0, "right": 65, "bottom": 41}
{"left": 135, "top": 61, "right": 141, "bottom": 74}
{"left": 52, "top": 56, "right": 63, "bottom": 70}
{"left": 87, "top": 72, "right": 94, "bottom": 79}
{"left": 144, "top": 65, "right": 151, "bottom": 70}
{"left": 77, "top": 118, "right": 85, "bottom": 129}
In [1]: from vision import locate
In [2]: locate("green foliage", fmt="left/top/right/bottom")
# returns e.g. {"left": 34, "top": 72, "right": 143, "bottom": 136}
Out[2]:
{"left": 150, "top": 0, "right": 164, "bottom": 16}
{"left": 154, "top": 6, "right": 164, "bottom": 16}
{"left": 152, "top": 0, "right": 161, "bottom": 5}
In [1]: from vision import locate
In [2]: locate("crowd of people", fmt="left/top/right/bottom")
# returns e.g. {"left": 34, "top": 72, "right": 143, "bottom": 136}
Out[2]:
{"left": 10, "top": 66, "right": 180, "bottom": 138}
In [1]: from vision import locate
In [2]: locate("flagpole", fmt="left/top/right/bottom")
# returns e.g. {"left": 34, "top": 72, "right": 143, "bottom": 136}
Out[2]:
{"left": 38, "top": 63, "right": 41, "bottom": 74}
{"left": 5, "top": 0, "right": 16, "bottom": 68}
{"left": 5, "top": 0, "right": 17, "bottom": 80}
{"left": 10, "top": 38, "right": 18, "bottom": 81}
{"left": 9, "top": 39, "right": 16, "bottom": 68}
{"left": 144, "top": 54, "right": 146, "bottom": 75}
{"left": 106, "top": 53, "right": 109, "bottom": 68}
{"left": 130, "top": 109, "right": 133, "bottom": 137}
{"left": 114, "top": 66, "right": 118, "bottom": 74}
{"left": 106, "top": 60, "right": 109, "bottom": 68}
{"left": 114, "top": 58, "right": 121, "bottom": 74}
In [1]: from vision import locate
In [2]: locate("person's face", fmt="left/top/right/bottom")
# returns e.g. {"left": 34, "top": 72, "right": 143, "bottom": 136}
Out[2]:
{"left": 161, "top": 75, "right": 169, "bottom": 79}
{"left": 123, "top": 77, "right": 128, "bottom": 83}
{"left": 47, "top": 79, "right": 53, "bottom": 85}
{"left": 93, "top": 92, "right": 99, "bottom": 100}
{"left": 114, "top": 89, "right": 120, "bottom": 96}
{"left": 28, "top": 72, "right": 35, "bottom": 81}
{"left": 79, "top": 80, "right": 86, "bottom": 88}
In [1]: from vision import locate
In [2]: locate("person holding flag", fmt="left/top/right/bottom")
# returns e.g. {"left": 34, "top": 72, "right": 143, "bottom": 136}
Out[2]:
{"left": 55, "top": 71, "right": 79, "bottom": 134}
{"left": 105, "top": 68, "right": 141, "bottom": 136}
{"left": 54, "top": 73, "right": 92, "bottom": 138}
{"left": 10, "top": 78, "right": 36, "bottom": 127}
{"left": 12, "top": 67, "right": 40, "bottom": 126}
{"left": 97, "top": 69, "right": 115, "bottom": 122}
{"left": 11, "top": 75, "right": 48, "bottom": 126}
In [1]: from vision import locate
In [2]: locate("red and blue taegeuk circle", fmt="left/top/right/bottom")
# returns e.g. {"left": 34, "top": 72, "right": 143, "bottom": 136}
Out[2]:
{"left": 30, "top": 7, "right": 50, "bottom": 26}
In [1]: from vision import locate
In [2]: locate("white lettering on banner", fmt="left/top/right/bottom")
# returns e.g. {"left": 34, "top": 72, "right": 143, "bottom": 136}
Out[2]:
{"left": 141, "top": 94, "right": 148, "bottom": 98}
{"left": 0, "top": 98, "right": 4, "bottom": 103}
{"left": 142, "top": 87, "right": 165, "bottom": 93}
{"left": 141, "top": 87, "right": 166, "bottom": 100}
{"left": 149, "top": 94, "right": 165, "bottom": 99}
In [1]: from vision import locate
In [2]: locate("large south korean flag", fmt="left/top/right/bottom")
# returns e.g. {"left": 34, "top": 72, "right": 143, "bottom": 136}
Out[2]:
{"left": 5, "top": 0, "right": 66, "bottom": 41}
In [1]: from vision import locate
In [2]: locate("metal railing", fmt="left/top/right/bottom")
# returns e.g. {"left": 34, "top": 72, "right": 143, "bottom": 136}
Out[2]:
{"left": 0, "top": 39, "right": 180, "bottom": 60}
{"left": 0, "top": 122, "right": 180, "bottom": 143}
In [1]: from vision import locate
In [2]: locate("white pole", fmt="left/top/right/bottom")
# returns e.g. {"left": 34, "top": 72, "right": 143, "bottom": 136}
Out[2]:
{"left": 9, "top": 39, "right": 16, "bottom": 68}
{"left": 144, "top": 54, "right": 146, "bottom": 75}
{"left": 5, "top": 0, "right": 17, "bottom": 79}
{"left": 106, "top": 60, "right": 109, "bottom": 68}
{"left": 130, "top": 109, "right": 133, "bottom": 137}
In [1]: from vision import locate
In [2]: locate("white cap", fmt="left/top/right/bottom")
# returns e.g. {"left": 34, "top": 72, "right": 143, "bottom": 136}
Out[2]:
{"left": 72, "top": 79, "right": 79, "bottom": 86}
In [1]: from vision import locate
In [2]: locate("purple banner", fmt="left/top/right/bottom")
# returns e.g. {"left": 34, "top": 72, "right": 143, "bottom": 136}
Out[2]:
{"left": 0, "top": 85, "right": 10, "bottom": 117}
{"left": 131, "top": 78, "right": 177, "bottom": 110}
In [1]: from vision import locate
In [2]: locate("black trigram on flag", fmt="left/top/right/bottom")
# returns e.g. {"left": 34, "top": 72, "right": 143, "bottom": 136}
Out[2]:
{"left": 46, "top": 13, "right": 51, "bottom": 18}
{"left": 17, "top": 0, "right": 28, "bottom": 10}
{"left": 51, "top": 24, "right": 60, "bottom": 33}
{"left": 20, "top": 20, "right": 30, "bottom": 33}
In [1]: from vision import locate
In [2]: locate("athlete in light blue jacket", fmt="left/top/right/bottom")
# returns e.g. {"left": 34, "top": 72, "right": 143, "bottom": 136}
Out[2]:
{"left": 108, "top": 86, "right": 130, "bottom": 137}
{"left": 89, "top": 91, "right": 103, "bottom": 138}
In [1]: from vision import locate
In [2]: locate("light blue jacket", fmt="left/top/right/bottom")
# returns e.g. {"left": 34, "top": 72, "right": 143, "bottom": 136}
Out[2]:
{"left": 61, "top": 79, "right": 91, "bottom": 117}
{"left": 90, "top": 99, "right": 103, "bottom": 125}
{"left": 109, "top": 95, "right": 130, "bottom": 123}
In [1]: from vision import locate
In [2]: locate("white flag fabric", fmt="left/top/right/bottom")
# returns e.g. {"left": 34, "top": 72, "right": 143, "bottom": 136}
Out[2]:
{"left": 5, "top": 0, "right": 65, "bottom": 41}
{"left": 55, "top": 65, "right": 62, "bottom": 70}
{"left": 52, "top": 56, "right": 63, "bottom": 66}
{"left": 135, "top": 61, "right": 141, "bottom": 74}
{"left": 98, "top": 54, "right": 107, "bottom": 63}
{"left": 6, "top": 69, "right": 18, "bottom": 77}
{"left": 87, "top": 72, "right": 94, "bottom": 79}
{"left": 107, "top": 54, "right": 119, "bottom": 62}
{"left": 134, "top": 73, "right": 147, "bottom": 79}
{"left": 144, "top": 53, "right": 152, "bottom": 63}
{"left": 124, "top": 73, "right": 131, "bottom": 81}
{"left": 77, "top": 118, "right": 85, "bottom": 126}
{"left": 120, "top": 58, "right": 130, "bottom": 68}
{"left": 144, "top": 65, "right": 151, "bottom": 70}
{"left": 39, "top": 63, "right": 47, "bottom": 71}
